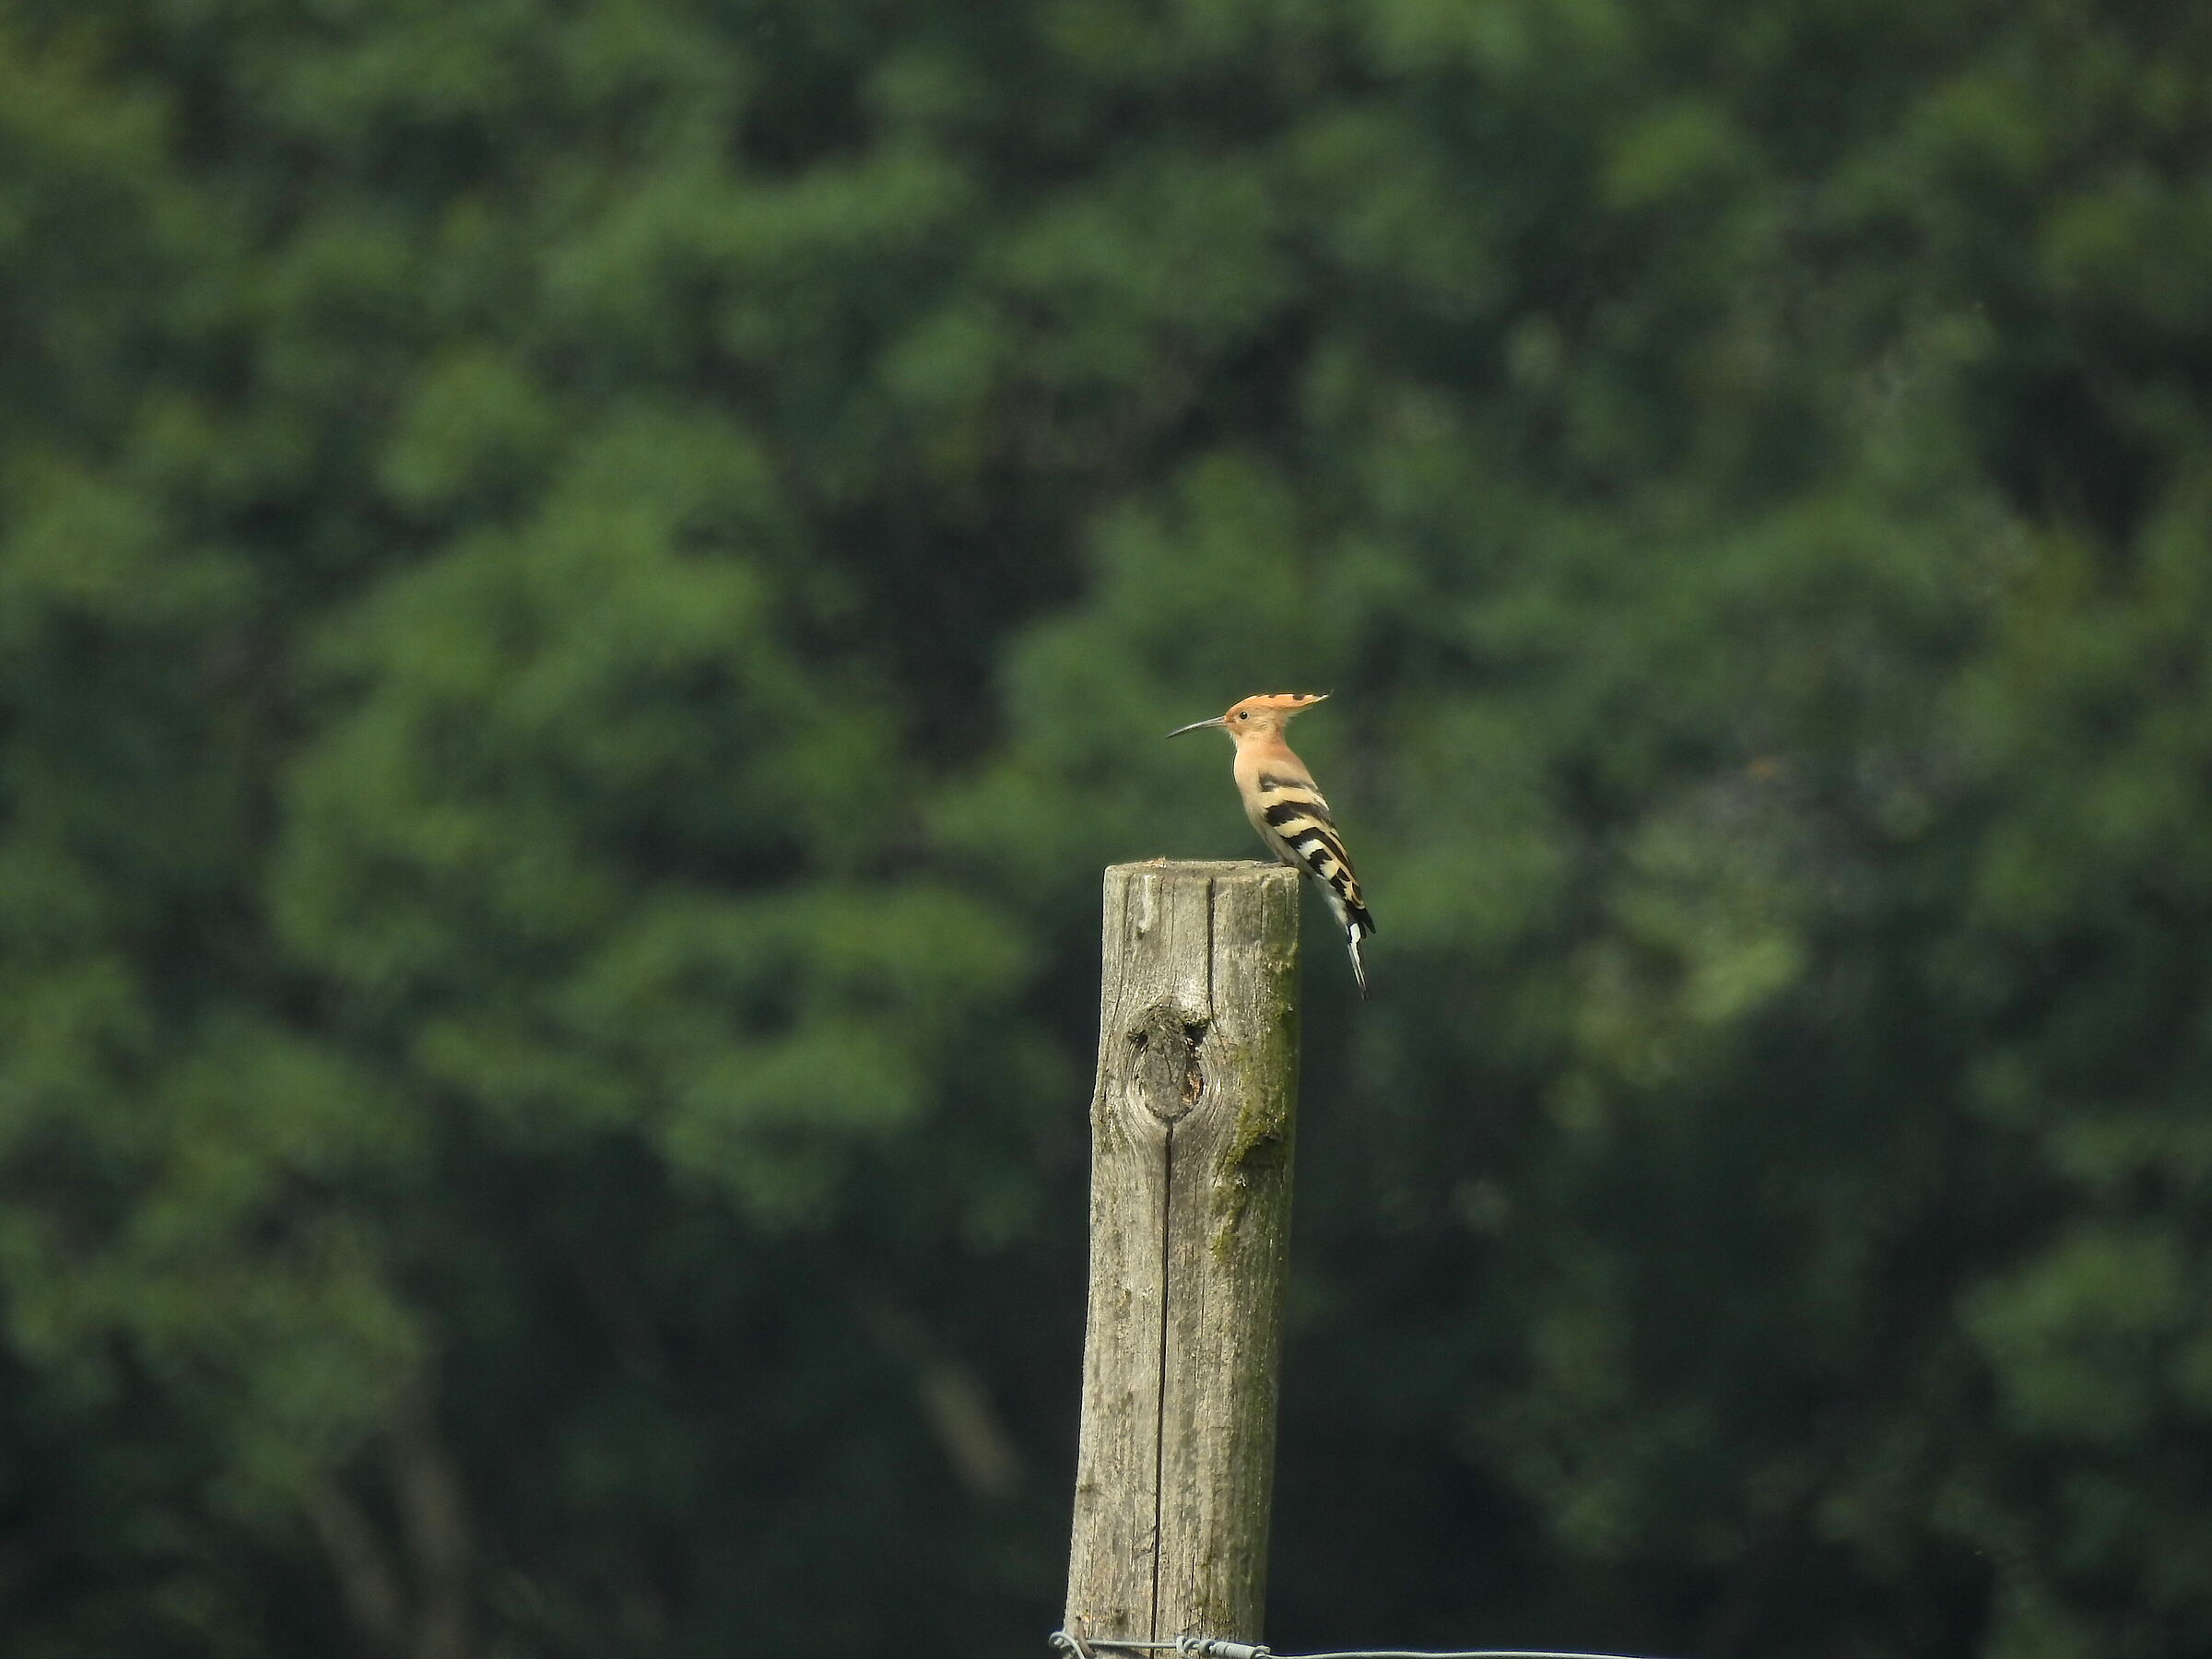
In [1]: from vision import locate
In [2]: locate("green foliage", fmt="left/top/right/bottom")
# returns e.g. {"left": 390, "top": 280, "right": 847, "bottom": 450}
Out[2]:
{"left": 1, "top": 0, "right": 2209, "bottom": 1655}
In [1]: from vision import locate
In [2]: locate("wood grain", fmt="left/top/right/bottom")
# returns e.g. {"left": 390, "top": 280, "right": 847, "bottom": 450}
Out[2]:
{"left": 1064, "top": 860, "right": 1301, "bottom": 1653}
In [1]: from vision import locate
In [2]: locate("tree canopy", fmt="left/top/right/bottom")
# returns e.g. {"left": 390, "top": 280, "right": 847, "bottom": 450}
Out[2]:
{"left": 3, "top": 1, "right": 2210, "bottom": 1655}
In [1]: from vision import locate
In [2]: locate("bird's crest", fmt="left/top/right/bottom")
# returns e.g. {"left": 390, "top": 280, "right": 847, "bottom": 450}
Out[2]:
{"left": 1229, "top": 691, "right": 1328, "bottom": 716}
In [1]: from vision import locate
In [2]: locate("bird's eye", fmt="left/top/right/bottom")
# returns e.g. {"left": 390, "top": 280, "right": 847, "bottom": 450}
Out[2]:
{"left": 1234, "top": 710, "right": 1248, "bottom": 721}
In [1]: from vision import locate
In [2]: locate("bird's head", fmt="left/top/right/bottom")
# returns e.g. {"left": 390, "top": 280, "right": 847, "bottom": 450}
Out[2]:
{"left": 1167, "top": 692, "right": 1329, "bottom": 745}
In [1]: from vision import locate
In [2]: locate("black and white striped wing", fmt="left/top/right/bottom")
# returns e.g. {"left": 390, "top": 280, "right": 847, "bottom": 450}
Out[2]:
{"left": 1252, "top": 774, "right": 1376, "bottom": 995}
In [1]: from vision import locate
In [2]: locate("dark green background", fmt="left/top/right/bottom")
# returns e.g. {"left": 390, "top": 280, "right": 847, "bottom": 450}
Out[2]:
{"left": 4, "top": 1, "right": 2210, "bottom": 1654}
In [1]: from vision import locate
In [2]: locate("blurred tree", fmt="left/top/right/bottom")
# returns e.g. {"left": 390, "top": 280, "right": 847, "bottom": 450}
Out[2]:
{"left": 0, "top": 0, "right": 2209, "bottom": 1657}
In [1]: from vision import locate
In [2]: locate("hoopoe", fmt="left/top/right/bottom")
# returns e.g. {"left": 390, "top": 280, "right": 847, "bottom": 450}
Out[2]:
{"left": 1169, "top": 692, "right": 1375, "bottom": 998}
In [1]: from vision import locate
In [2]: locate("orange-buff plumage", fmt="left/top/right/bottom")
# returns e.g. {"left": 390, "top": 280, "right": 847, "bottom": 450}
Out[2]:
{"left": 1169, "top": 692, "right": 1375, "bottom": 998}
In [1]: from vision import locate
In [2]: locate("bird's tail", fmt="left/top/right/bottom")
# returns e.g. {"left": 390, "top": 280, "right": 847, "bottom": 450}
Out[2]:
{"left": 1345, "top": 905, "right": 1375, "bottom": 1000}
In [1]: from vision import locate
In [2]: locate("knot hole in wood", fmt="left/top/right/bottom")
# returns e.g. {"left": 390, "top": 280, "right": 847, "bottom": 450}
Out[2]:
{"left": 1129, "top": 1004, "right": 1209, "bottom": 1124}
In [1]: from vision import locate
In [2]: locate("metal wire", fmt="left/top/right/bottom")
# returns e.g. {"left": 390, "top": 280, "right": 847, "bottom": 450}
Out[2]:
{"left": 1052, "top": 1632, "right": 1688, "bottom": 1659}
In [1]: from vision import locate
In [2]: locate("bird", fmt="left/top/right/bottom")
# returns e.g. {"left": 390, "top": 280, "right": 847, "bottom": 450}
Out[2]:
{"left": 1169, "top": 692, "right": 1375, "bottom": 998}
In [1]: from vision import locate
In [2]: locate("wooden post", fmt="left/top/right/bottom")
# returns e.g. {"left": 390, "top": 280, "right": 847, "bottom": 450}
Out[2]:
{"left": 1064, "top": 859, "right": 1301, "bottom": 1655}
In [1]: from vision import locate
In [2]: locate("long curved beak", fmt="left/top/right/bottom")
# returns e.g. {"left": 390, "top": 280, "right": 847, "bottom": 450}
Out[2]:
{"left": 1166, "top": 715, "right": 1228, "bottom": 738}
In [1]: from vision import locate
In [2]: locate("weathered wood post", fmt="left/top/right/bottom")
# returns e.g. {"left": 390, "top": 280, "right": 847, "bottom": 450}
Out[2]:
{"left": 1063, "top": 859, "right": 1301, "bottom": 1655}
